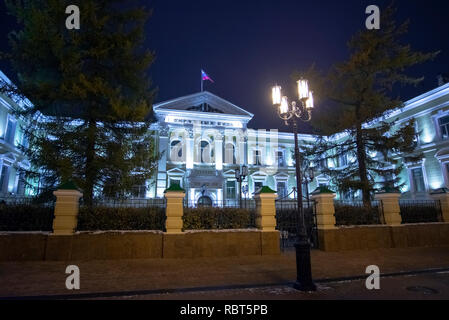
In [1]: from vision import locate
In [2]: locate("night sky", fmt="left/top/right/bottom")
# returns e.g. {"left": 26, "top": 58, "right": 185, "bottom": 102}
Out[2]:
{"left": 0, "top": 0, "right": 448, "bottom": 132}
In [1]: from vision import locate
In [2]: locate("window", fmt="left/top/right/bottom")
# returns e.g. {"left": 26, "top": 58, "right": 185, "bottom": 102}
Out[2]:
{"left": 0, "top": 165, "right": 9, "bottom": 193}
{"left": 131, "top": 185, "right": 147, "bottom": 198}
{"left": 276, "top": 151, "right": 285, "bottom": 167}
{"left": 254, "top": 181, "right": 264, "bottom": 192}
{"left": 411, "top": 168, "right": 426, "bottom": 192}
{"left": 253, "top": 150, "right": 262, "bottom": 166}
{"left": 226, "top": 180, "right": 236, "bottom": 199}
{"left": 200, "top": 141, "right": 212, "bottom": 163}
{"left": 439, "top": 116, "right": 449, "bottom": 139}
{"left": 338, "top": 153, "right": 348, "bottom": 167}
{"left": 5, "top": 117, "right": 16, "bottom": 144}
{"left": 169, "top": 178, "right": 182, "bottom": 188}
{"left": 224, "top": 143, "right": 236, "bottom": 164}
{"left": 276, "top": 181, "right": 287, "bottom": 199}
{"left": 170, "top": 140, "right": 183, "bottom": 161}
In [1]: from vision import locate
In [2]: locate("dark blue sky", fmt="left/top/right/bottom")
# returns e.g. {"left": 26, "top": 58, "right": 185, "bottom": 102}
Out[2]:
{"left": 1, "top": 0, "right": 448, "bottom": 131}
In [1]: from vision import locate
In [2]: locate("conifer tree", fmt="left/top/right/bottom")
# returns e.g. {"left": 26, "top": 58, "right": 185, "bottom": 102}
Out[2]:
{"left": 0, "top": 0, "right": 159, "bottom": 205}
{"left": 298, "top": 5, "right": 438, "bottom": 205}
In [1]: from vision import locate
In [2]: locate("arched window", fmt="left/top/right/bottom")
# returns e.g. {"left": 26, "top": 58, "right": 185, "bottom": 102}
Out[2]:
{"left": 224, "top": 143, "right": 236, "bottom": 164}
{"left": 200, "top": 140, "right": 213, "bottom": 163}
{"left": 170, "top": 140, "right": 183, "bottom": 161}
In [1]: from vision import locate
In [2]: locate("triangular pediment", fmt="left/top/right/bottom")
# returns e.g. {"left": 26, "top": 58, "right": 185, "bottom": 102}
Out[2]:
{"left": 153, "top": 91, "right": 254, "bottom": 118}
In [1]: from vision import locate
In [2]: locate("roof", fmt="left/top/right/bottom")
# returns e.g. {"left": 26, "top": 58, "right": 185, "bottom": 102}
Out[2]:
{"left": 153, "top": 91, "right": 254, "bottom": 119}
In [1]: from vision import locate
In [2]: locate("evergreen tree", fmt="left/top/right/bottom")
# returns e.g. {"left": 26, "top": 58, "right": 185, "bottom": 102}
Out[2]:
{"left": 0, "top": 0, "right": 159, "bottom": 205}
{"left": 298, "top": 5, "right": 438, "bottom": 205}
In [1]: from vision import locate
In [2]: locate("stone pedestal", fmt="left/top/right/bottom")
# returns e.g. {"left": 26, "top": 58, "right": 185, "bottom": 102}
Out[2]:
{"left": 254, "top": 187, "right": 277, "bottom": 231}
{"left": 374, "top": 193, "right": 402, "bottom": 226}
{"left": 164, "top": 190, "right": 186, "bottom": 234}
{"left": 311, "top": 191, "right": 337, "bottom": 230}
{"left": 52, "top": 189, "right": 83, "bottom": 235}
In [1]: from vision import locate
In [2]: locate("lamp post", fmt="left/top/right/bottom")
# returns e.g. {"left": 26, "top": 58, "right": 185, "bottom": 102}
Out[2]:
{"left": 235, "top": 165, "right": 248, "bottom": 208}
{"left": 271, "top": 79, "right": 317, "bottom": 291}
{"left": 303, "top": 167, "right": 315, "bottom": 204}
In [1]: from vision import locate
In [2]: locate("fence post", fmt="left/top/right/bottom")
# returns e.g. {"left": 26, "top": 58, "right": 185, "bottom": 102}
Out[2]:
{"left": 254, "top": 186, "right": 277, "bottom": 231}
{"left": 52, "top": 181, "right": 83, "bottom": 235}
{"left": 430, "top": 189, "right": 449, "bottom": 222}
{"left": 311, "top": 187, "right": 336, "bottom": 230}
{"left": 164, "top": 184, "right": 186, "bottom": 233}
{"left": 374, "top": 192, "right": 402, "bottom": 226}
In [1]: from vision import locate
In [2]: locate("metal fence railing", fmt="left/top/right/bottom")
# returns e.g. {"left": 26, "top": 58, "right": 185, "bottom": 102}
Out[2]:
{"left": 334, "top": 200, "right": 383, "bottom": 226}
{"left": 399, "top": 200, "right": 442, "bottom": 224}
{"left": 81, "top": 198, "right": 166, "bottom": 208}
{"left": 183, "top": 199, "right": 256, "bottom": 210}
{"left": 275, "top": 200, "right": 318, "bottom": 250}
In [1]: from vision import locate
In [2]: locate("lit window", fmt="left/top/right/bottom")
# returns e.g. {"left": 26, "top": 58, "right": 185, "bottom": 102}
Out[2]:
{"left": 411, "top": 168, "right": 426, "bottom": 192}
{"left": 226, "top": 180, "right": 236, "bottom": 199}
{"left": 170, "top": 140, "right": 183, "bottom": 161}
{"left": 5, "top": 117, "right": 16, "bottom": 145}
{"left": 200, "top": 141, "right": 212, "bottom": 163}
{"left": 253, "top": 150, "right": 262, "bottom": 166}
{"left": 439, "top": 116, "right": 449, "bottom": 139}
{"left": 276, "top": 151, "right": 285, "bottom": 167}
{"left": 276, "top": 181, "right": 287, "bottom": 198}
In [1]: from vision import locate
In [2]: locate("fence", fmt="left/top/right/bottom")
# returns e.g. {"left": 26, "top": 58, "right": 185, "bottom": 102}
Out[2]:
{"left": 399, "top": 200, "right": 442, "bottom": 224}
{"left": 0, "top": 196, "right": 55, "bottom": 231}
{"left": 334, "top": 200, "right": 383, "bottom": 226}
{"left": 183, "top": 199, "right": 256, "bottom": 210}
{"left": 275, "top": 200, "right": 318, "bottom": 250}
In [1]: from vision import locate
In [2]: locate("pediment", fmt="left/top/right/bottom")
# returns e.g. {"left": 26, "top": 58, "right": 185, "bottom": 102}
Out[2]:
{"left": 153, "top": 91, "right": 254, "bottom": 118}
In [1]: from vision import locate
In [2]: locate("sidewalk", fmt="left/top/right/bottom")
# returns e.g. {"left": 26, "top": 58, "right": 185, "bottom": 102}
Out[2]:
{"left": 1, "top": 246, "right": 449, "bottom": 298}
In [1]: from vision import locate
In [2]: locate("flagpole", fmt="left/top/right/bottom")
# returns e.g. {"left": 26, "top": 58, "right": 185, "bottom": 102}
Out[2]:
{"left": 201, "top": 70, "right": 203, "bottom": 92}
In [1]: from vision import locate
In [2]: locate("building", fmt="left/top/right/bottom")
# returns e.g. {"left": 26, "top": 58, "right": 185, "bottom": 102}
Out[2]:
{"left": 148, "top": 82, "right": 449, "bottom": 204}
{"left": 1, "top": 69, "right": 449, "bottom": 202}
{"left": 0, "top": 71, "right": 30, "bottom": 197}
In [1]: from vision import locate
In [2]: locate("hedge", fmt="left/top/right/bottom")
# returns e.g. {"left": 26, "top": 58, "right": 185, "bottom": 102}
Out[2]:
{"left": 334, "top": 205, "right": 382, "bottom": 226}
{"left": 0, "top": 204, "right": 54, "bottom": 231}
{"left": 77, "top": 206, "right": 166, "bottom": 231}
{"left": 183, "top": 207, "right": 257, "bottom": 230}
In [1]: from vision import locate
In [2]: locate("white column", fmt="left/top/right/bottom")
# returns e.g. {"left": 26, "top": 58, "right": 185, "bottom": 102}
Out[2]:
{"left": 215, "top": 136, "right": 223, "bottom": 171}
{"left": 156, "top": 134, "right": 169, "bottom": 198}
{"left": 186, "top": 136, "right": 194, "bottom": 169}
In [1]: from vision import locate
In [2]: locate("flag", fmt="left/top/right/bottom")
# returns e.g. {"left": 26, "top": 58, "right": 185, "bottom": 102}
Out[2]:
{"left": 201, "top": 70, "right": 214, "bottom": 83}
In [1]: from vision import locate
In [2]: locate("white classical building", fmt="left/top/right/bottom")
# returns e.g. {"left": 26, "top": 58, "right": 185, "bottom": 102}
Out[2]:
{"left": 147, "top": 82, "right": 449, "bottom": 204}
{"left": 2, "top": 68, "right": 449, "bottom": 202}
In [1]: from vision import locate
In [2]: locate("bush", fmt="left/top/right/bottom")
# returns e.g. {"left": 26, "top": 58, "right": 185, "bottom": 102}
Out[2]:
{"left": 400, "top": 206, "right": 440, "bottom": 224}
{"left": 334, "top": 205, "right": 381, "bottom": 226}
{"left": 77, "top": 206, "right": 166, "bottom": 231}
{"left": 0, "top": 204, "right": 54, "bottom": 231}
{"left": 183, "top": 207, "right": 256, "bottom": 230}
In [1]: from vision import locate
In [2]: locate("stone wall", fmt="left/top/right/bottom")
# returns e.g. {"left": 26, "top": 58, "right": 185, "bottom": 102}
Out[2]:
{"left": 318, "top": 223, "right": 449, "bottom": 252}
{"left": 0, "top": 230, "right": 280, "bottom": 262}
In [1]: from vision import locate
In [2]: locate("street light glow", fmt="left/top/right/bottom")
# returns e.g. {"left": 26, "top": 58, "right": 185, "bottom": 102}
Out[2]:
{"left": 272, "top": 85, "right": 282, "bottom": 105}
{"left": 280, "top": 96, "right": 289, "bottom": 114}
{"left": 297, "top": 79, "right": 309, "bottom": 100}
{"left": 306, "top": 91, "right": 314, "bottom": 109}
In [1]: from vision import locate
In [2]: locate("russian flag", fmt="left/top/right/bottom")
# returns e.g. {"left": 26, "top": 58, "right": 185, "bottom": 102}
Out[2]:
{"left": 201, "top": 70, "right": 214, "bottom": 83}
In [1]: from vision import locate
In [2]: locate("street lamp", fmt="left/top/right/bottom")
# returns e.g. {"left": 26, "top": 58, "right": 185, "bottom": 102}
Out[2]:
{"left": 271, "top": 80, "right": 317, "bottom": 291}
{"left": 303, "top": 167, "right": 315, "bottom": 204}
{"left": 235, "top": 165, "right": 248, "bottom": 208}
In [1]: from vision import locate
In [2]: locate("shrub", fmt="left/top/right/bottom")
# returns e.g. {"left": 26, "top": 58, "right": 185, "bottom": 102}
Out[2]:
{"left": 0, "top": 204, "right": 54, "bottom": 231}
{"left": 183, "top": 207, "right": 256, "bottom": 230}
{"left": 334, "top": 205, "right": 381, "bottom": 226}
{"left": 77, "top": 206, "right": 166, "bottom": 231}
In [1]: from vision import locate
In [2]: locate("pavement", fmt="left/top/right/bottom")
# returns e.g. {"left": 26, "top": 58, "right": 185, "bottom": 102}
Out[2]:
{"left": 1, "top": 246, "right": 449, "bottom": 299}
